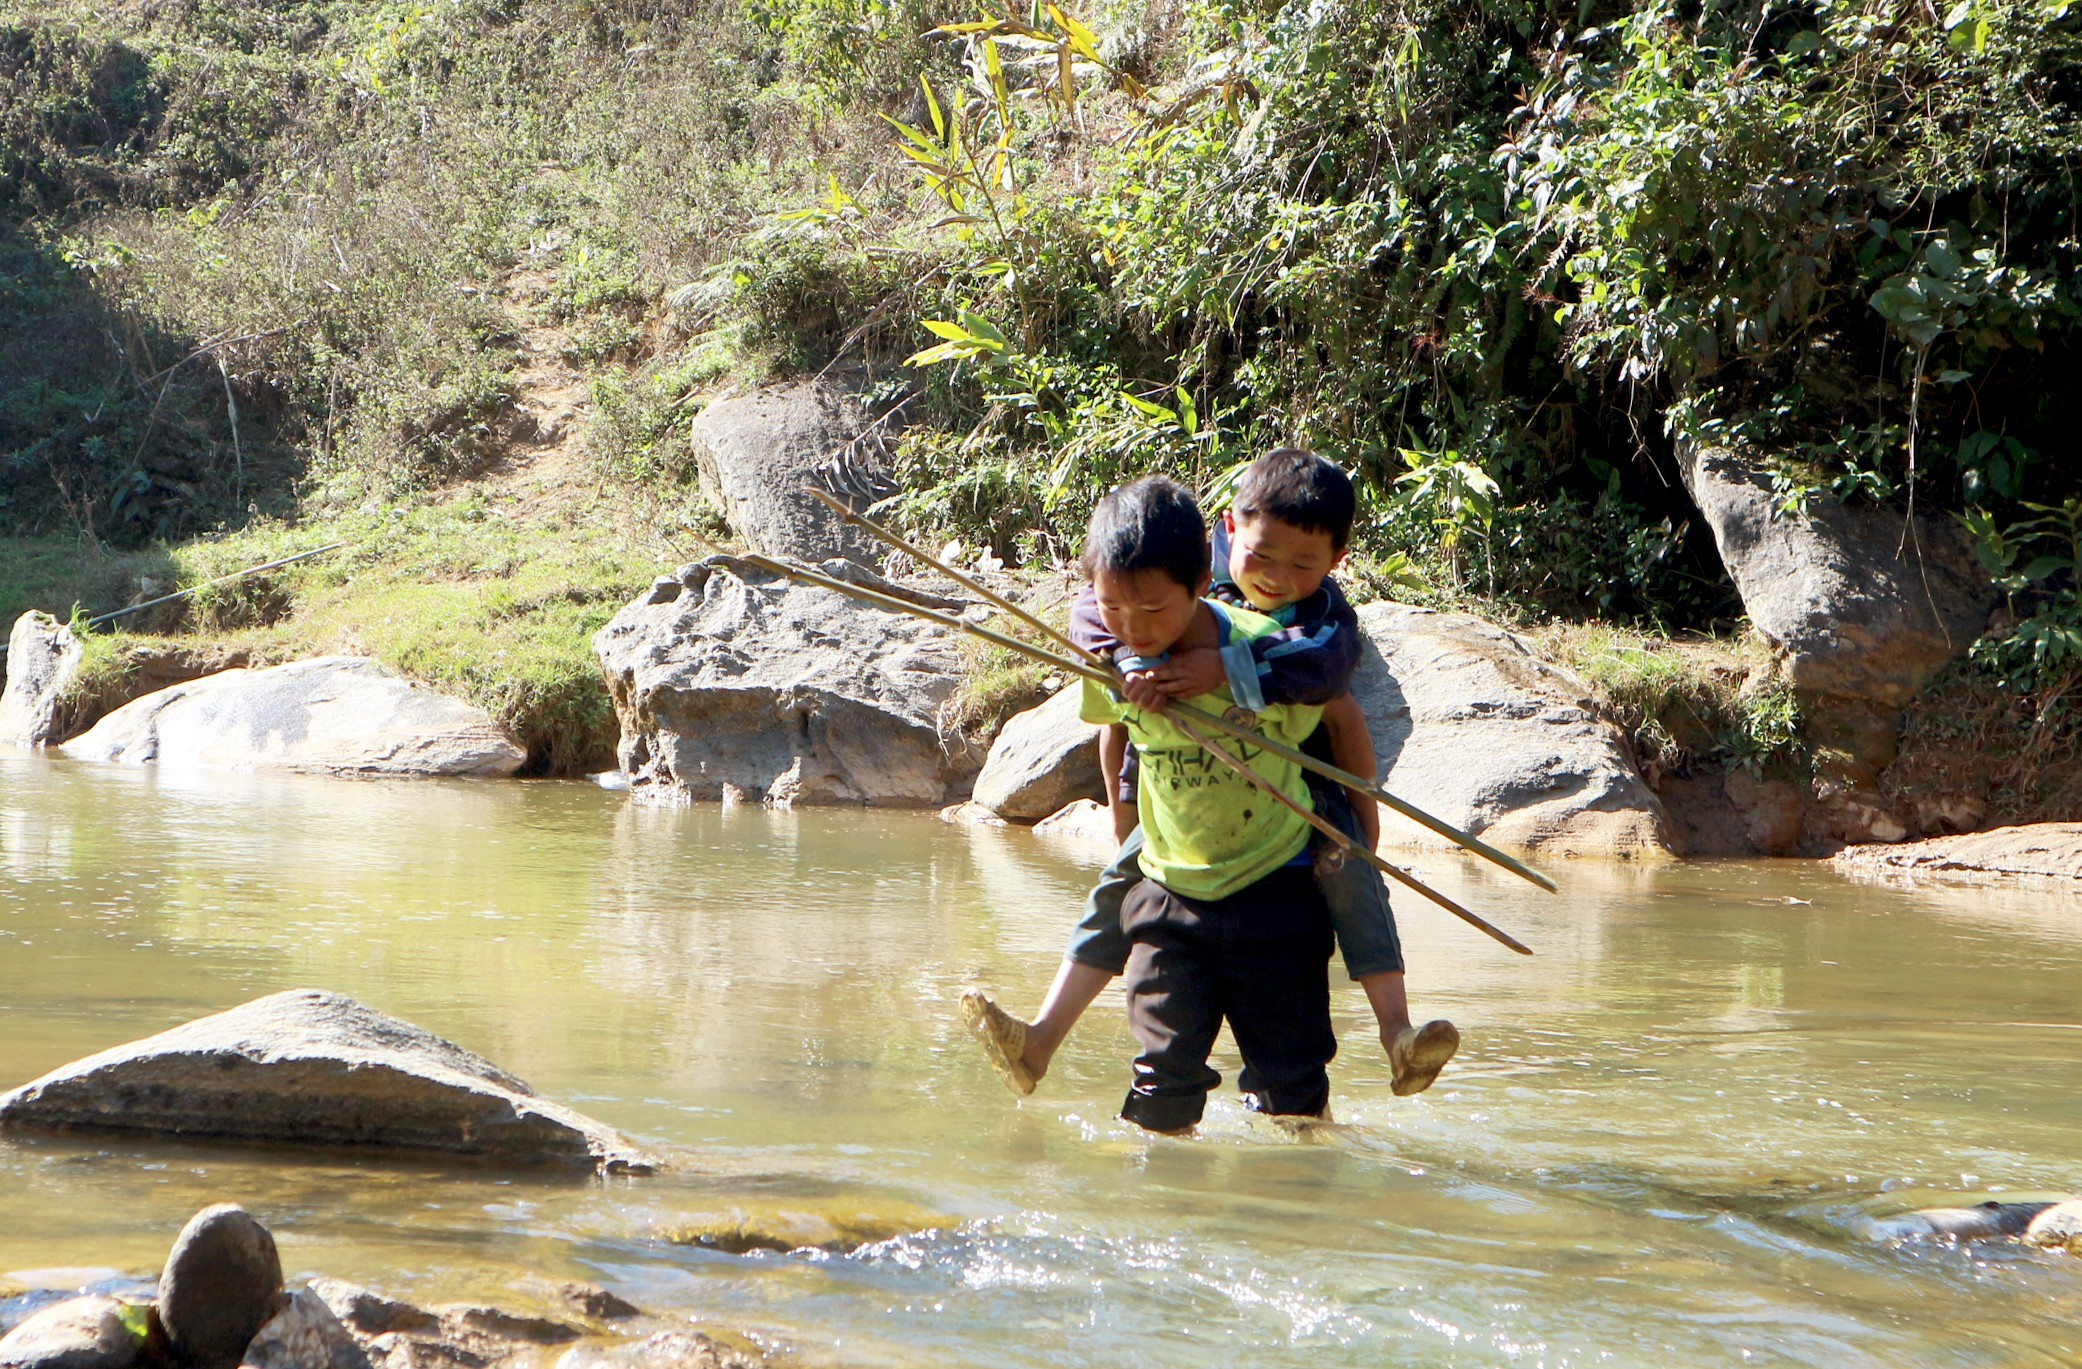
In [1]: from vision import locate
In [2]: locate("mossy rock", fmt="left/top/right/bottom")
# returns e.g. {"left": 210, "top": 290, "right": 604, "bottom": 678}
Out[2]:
{"left": 663, "top": 1198, "right": 951, "bottom": 1254}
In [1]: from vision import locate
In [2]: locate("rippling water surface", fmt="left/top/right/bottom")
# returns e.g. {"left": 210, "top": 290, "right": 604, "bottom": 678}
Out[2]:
{"left": 2, "top": 754, "right": 2079, "bottom": 1366}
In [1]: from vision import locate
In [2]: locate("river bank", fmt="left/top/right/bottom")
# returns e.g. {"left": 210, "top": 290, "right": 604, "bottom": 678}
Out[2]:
{"left": 5, "top": 481, "right": 2070, "bottom": 867}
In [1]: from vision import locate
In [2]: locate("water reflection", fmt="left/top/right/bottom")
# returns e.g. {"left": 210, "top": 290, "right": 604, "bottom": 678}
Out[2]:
{"left": 2, "top": 752, "right": 2080, "bottom": 1366}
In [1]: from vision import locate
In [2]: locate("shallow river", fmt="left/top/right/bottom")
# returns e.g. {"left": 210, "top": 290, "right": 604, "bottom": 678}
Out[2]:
{"left": 1, "top": 755, "right": 2078, "bottom": 1366}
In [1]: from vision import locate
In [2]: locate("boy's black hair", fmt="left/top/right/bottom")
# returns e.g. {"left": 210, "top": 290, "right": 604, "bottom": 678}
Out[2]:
{"left": 1231, "top": 448, "right": 1356, "bottom": 549}
{"left": 1080, "top": 476, "right": 1209, "bottom": 590}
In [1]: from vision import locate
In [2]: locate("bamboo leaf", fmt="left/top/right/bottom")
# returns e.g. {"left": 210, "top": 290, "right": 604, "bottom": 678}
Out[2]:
{"left": 1048, "top": 5, "right": 1104, "bottom": 64}
{"left": 921, "top": 75, "right": 945, "bottom": 140}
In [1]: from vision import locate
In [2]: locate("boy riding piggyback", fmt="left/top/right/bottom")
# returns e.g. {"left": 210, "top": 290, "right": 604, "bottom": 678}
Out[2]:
{"left": 963, "top": 451, "right": 1457, "bottom": 1118}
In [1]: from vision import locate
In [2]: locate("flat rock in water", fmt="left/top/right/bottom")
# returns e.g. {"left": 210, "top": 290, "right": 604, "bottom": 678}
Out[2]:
{"left": 972, "top": 687, "right": 1102, "bottom": 821}
{"left": 1867, "top": 1201, "right": 2054, "bottom": 1242}
{"left": 160, "top": 1206, "right": 282, "bottom": 1369}
{"left": 240, "top": 1288, "right": 368, "bottom": 1369}
{"left": 1030, "top": 798, "right": 1117, "bottom": 848}
{"left": 662, "top": 1197, "right": 950, "bottom": 1255}
{"left": 593, "top": 557, "right": 981, "bottom": 807}
{"left": 936, "top": 800, "right": 1007, "bottom": 828}
{"left": 556, "top": 1331, "right": 752, "bottom": 1369}
{"left": 0, "top": 612, "right": 82, "bottom": 749}
{"left": 1833, "top": 823, "right": 2082, "bottom": 883}
{"left": 0, "top": 1296, "right": 145, "bottom": 1369}
{"left": 1352, "top": 604, "right": 1677, "bottom": 858}
{"left": 60, "top": 658, "right": 524, "bottom": 778}
{"left": 0, "top": 990, "right": 653, "bottom": 1173}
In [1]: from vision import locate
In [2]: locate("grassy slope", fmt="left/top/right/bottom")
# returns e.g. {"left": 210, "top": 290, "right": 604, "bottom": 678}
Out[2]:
{"left": 37, "top": 495, "right": 670, "bottom": 774}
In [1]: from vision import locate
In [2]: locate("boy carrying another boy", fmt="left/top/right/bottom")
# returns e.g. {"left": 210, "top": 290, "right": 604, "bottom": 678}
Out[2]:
{"left": 964, "top": 456, "right": 1457, "bottom": 1128}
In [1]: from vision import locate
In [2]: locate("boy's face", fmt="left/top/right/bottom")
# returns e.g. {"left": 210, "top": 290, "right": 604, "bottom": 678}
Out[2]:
{"left": 1092, "top": 566, "right": 1209, "bottom": 660}
{"left": 1224, "top": 510, "right": 1342, "bottom": 611}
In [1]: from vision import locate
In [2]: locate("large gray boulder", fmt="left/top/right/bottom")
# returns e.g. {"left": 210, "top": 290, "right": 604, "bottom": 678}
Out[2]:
{"left": 972, "top": 687, "right": 1102, "bottom": 820}
{"left": 593, "top": 556, "right": 982, "bottom": 807}
{"left": 60, "top": 658, "right": 525, "bottom": 778}
{"left": 1678, "top": 440, "right": 1992, "bottom": 706}
{"left": 0, "top": 612, "right": 83, "bottom": 748}
{"left": 0, "top": 989, "right": 652, "bottom": 1173}
{"left": 690, "top": 378, "right": 882, "bottom": 565}
{"left": 1354, "top": 604, "right": 1677, "bottom": 858}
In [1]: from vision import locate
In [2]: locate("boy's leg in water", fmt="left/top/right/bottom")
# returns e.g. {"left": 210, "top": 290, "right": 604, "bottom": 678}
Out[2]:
{"left": 962, "top": 830, "right": 1143, "bottom": 1096}
{"left": 1223, "top": 867, "right": 1338, "bottom": 1123}
{"left": 1310, "top": 781, "right": 1459, "bottom": 1095}
{"left": 1118, "top": 880, "right": 1223, "bottom": 1134}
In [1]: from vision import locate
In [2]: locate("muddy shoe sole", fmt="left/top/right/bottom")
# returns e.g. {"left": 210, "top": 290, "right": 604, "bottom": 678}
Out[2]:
{"left": 1390, "top": 1020, "right": 1459, "bottom": 1097}
{"left": 959, "top": 990, "right": 1037, "bottom": 1097}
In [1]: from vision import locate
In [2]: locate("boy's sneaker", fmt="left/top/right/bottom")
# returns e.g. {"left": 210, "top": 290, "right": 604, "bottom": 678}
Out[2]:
{"left": 959, "top": 990, "right": 1037, "bottom": 1097}
{"left": 1389, "top": 1020, "right": 1459, "bottom": 1096}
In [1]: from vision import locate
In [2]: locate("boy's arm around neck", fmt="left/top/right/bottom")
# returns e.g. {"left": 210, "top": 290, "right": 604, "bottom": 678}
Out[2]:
{"left": 1068, "top": 585, "right": 1121, "bottom": 658}
{"left": 1241, "top": 576, "right": 1363, "bottom": 708}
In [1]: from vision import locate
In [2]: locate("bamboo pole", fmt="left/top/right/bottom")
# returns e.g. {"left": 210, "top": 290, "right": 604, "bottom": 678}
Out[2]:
{"left": 0, "top": 542, "right": 349, "bottom": 659}
{"left": 720, "top": 546, "right": 1533, "bottom": 956}
{"left": 804, "top": 486, "right": 1557, "bottom": 894}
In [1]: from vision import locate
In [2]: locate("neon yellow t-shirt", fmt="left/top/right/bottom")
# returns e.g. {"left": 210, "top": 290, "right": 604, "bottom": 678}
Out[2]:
{"left": 1079, "top": 600, "right": 1324, "bottom": 901}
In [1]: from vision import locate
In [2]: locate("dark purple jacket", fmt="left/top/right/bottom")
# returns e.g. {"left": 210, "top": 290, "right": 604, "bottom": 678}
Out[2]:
{"left": 1072, "top": 520, "right": 1361, "bottom": 801}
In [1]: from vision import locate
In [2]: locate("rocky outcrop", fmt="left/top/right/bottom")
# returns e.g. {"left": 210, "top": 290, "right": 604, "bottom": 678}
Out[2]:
{"left": 59, "top": 658, "right": 525, "bottom": 778}
{"left": 690, "top": 376, "right": 885, "bottom": 565}
{"left": 0, "top": 989, "right": 652, "bottom": 1174}
{"left": 1678, "top": 440, "right": 1992, "bottom": 706}
{"left": 1678, "top": 439, "right": 1996, "bottom": 846}
{"left": 593, "top": 556, "right": 982, "bottom": 807}
{"left": 971, "top": 687, "right": 1102, "bottom": 820}
{"left": 1353, "top": 604, "right": 1678, "bottom": 858}
{"left": 1831, "top": 822, "right": 2082, "bottom": 884}
{"left": 159, "top": 1207, "right": 281, "bottom": 1369}
{"left": 0, "top": 612, "right": 83, "bottom": 749}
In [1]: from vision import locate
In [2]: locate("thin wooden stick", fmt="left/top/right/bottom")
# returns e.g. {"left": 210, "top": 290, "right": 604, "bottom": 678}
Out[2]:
{"left": 1166, "top": 710, "right": 1533, "bottom": 956}
{"left": 721, "top": 547, "right": 1533, "bottom": 956}
{"left": 804, "top": 485, "right": 1558, "bottom": 894}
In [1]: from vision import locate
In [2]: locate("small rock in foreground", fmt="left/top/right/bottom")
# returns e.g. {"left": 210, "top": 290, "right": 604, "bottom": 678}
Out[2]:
{"left": 159, "top": 1205, "right": 282, "bottom": 1369}
{"left": 240, "top": 1289, "right": 367, "bottom": 1369}
{"left": 0, "top": 1295, "right": 147, "bottom": 1369}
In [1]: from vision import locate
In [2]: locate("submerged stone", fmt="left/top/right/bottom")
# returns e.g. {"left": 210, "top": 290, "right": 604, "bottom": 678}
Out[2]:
{"left": 0, "top": 990, "right": 653, "bottom": 1174}
{"left": 662, "top": 1198, "right": 950, "bottom": 1255}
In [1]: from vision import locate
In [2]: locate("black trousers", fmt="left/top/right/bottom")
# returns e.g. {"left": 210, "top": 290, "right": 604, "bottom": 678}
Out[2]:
{"left": 1118, "top": 865, "right": 1337, "bottom": 1132}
